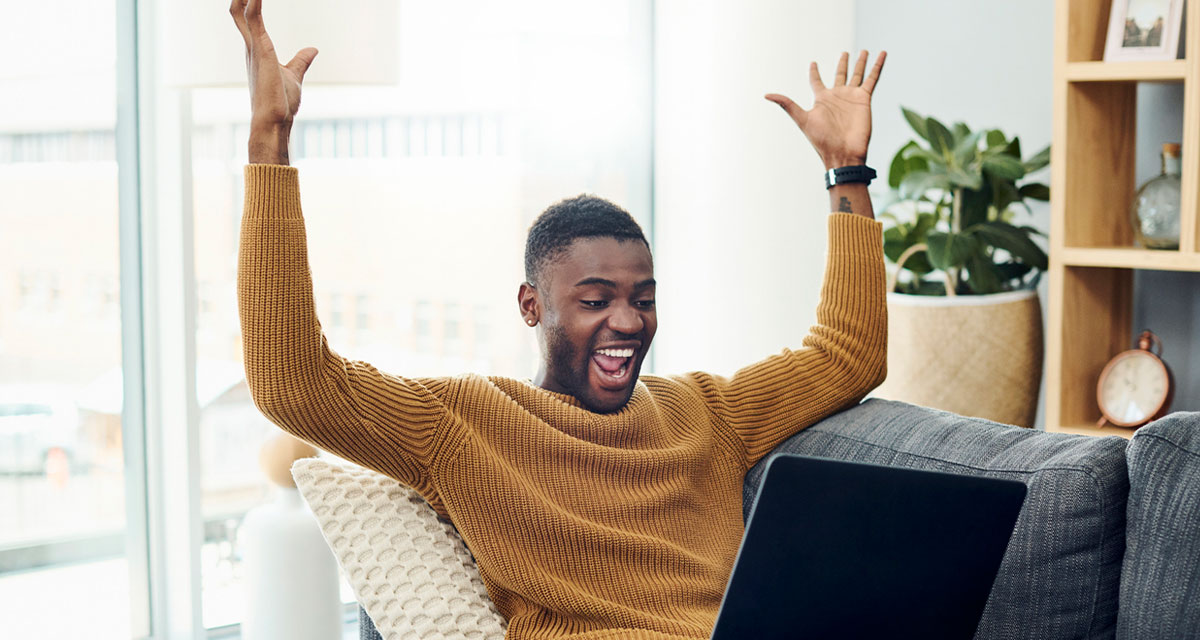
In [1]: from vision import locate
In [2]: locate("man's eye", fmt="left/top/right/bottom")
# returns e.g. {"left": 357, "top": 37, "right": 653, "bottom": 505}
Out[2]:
{"left": 636, "top": 300, "right": 656, "bottom": 309}
{"left": 582, "top": 300, "right": 608, "bottom": 308}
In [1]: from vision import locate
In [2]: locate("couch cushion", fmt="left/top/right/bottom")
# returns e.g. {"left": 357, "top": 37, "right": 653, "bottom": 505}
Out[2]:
{"left": 745, "top": 398, "right": 1129, "bottom": 640}
{"left": 1117, "top": 412, "right": 1200, "bottom": 640}
{"left": 291, "top": 458, "right": 507, "bottom": 640}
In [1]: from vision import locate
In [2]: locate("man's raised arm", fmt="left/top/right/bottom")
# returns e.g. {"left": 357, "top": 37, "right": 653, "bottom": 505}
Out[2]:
{"left": 683, "top": 51, "right": 889, "bottom": 465}
{"left": 231, "top": 0, "right": 449, "bottom": 493}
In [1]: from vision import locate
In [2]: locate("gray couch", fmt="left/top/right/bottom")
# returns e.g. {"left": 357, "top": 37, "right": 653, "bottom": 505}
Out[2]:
{"left": 360, "top": 399, "right": 1200, "bottom": 639}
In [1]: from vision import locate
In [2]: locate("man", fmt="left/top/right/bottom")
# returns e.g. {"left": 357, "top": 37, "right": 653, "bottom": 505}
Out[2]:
{"left": 232, "top": 0, "right": 887, "bottom": 638}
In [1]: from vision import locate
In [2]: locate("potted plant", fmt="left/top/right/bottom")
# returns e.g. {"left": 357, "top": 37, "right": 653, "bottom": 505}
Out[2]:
{"left": 873, "top": 108, "right": 1050, "bottom": 427}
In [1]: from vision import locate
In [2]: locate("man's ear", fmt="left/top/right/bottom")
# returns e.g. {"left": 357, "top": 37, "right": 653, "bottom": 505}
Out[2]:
{"left": 518, "top": 282, "right": 539, "bottom": 327}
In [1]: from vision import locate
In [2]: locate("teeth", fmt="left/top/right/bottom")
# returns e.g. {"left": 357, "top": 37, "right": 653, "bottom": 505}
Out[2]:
{"left": 595, "top": 348, "right": 635, "bottom": 358}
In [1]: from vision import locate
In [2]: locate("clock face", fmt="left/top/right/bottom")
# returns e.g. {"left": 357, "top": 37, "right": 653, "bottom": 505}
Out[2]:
{"left": 1098, "top": 351, "right": 1169, "bottom": 426}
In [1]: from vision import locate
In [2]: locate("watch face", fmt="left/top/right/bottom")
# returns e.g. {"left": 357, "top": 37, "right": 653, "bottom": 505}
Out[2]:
{"left": 1098, "top": 351, "right": 1169, "bottom": 426}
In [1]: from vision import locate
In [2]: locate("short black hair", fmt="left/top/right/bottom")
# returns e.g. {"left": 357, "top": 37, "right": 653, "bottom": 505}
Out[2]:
{"left": 524, "top": 194, "right": 649, "bottom": 285}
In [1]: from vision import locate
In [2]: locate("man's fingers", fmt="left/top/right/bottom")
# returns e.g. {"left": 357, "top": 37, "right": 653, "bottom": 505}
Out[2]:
{"left": 244, "top": 0, "right": 266, "bottom": 35}
{"left": 229, "top": 0, "right": 251, "bottom": 45}
{"left": 764, "top": 94, "right": 808, "bottom": 128}
{"left": 849, "top": 50, "right": 868, "bottom": 87}
{"left": 833, "top": 52, "right": 849, "bottom": 87}
{"left": 861, "top": 51, "right": 887, "bottom": 94}
{"left": 808, "top": 61, "right": 825, "bottom": 92}
{"left": 285, "top": 47, "right": 319, "bottom": 80}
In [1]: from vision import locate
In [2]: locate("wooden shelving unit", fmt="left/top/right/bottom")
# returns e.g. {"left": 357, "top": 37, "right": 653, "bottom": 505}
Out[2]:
{"left": 1047, "top": 0, "right": 1200, "bottom": 438}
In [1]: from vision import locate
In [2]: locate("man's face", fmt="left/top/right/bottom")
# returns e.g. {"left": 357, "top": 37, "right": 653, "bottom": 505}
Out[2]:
{"left": 520, "top": 237, "right": 657, "bottom": 413}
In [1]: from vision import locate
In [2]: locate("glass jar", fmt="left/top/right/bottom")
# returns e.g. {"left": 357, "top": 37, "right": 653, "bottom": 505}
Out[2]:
{"left": 1131, "top": 142, "right": 1182, "bottom": 249}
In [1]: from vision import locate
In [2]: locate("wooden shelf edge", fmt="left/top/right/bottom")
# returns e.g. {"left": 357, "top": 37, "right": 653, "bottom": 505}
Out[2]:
{"left": 1047, "top": 423, "right": 1135, "bottom": 439}
{"left": 1065, "top": 60, "right": 1187, "bottom": 82}
{"left": 1056, "top": 247, "right": 1200, "bottom": 271}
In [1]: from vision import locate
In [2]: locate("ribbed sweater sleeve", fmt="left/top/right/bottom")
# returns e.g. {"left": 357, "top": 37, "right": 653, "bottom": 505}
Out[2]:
{"left": 675, "top": 213, "right": 887, "bottom": 466}
{"left": 237, "top": 165, "right": 448, "bottom": 494}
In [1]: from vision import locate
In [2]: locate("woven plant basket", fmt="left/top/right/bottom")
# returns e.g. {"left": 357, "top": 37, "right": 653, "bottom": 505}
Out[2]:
{"left": 874, "top": 289, "right": 1044, "bottom": 427}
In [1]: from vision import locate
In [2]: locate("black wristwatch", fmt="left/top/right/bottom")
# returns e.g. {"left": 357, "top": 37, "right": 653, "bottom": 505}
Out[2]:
{"left": 824, "top": 165, "right": 877, "bottom": 190}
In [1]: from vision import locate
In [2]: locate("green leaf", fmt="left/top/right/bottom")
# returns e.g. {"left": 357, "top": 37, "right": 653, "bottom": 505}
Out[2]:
{"left": 986, "top": 129, "right": 1007, "bottom": 149}
{"left": 992, "top": 178, "right": 1022, "bottom": 216}
{"left": 913, "top": 211, "right": 938, "bottom": 240}
{"left": 901, "top": 107, "right": 930, "bottom": 141}
{"left": 1004, "top": 136, "right": 1022, "bottom": 160}
{"left": 900, "top": 170, "right": 950, "bottom": 199}
{"left": 1019, "top": 183, "right": 1050, "bottom": 201}
{"left": 952, "top": 131, "right": 983, "bottom": 169}
{"left": 1023, "top": 145, "right": 1051, "bottom": 173}
{"left": 958, "top": 184, "right": 991, "bottom": 229}
{"left": 926, "top": 231, "right": 976, "bottom": 270}
{"left": 952, "top": 122, "right": 972, "bottom": 142}
{"left": 982, "top": 155, "right": 1026, "bottom": 181}
{"left": 888, "top": 140, "right": 920, "bottom": 188}
{"left": 995, "top": 261, "right": 1034, "bottom": 282}
{"left": 883, "top": 226, "right": 908, "bottom": 262}
{"left": 946, "top": 166, "right": 984, "bottom": 190}
{"left": 926, "top": 117, "right": 955, "bottom": 156}
{"left": 971, "top": 221, "right": 1049, "bottom": 269}
{"left": 965, "top": 253, "right": 1004, "bottom": 294}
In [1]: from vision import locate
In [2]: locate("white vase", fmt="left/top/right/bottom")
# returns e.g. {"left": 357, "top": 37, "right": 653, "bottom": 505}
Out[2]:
{"left": 240, "top": 487, "right": 343, "bottom": 640}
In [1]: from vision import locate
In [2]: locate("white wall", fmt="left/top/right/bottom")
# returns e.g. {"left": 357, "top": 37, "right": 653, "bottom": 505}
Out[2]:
{"left": 653, "top": 0, "right": 856, "bottom": 376}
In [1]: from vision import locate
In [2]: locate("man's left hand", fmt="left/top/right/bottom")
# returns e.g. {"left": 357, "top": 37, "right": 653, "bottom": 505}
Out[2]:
{"left": 765, "top": 50, "right": 886, "bottom": 170}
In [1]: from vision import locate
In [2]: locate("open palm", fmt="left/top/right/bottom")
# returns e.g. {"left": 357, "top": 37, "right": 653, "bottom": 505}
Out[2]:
{"left": 766, "top": 51, "right": 886, "bottom": 169}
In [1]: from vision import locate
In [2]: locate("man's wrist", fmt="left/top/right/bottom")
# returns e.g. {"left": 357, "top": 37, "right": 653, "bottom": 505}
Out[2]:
{"left": 823, "top": 156, "right": 867, "bottom": 171}
{"left": 248, "top": 122, "right": 292, "bottom": 165}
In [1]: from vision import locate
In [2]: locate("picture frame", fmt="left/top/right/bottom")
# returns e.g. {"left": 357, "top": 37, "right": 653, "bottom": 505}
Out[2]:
{"left": 1104, "top": 0, "right": 1186, "bottom": 62}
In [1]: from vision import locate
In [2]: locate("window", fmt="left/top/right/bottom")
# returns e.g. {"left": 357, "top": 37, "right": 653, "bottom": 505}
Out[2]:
{"left": 0, "top": 1, "right": 652, "bottom": 636}
{"left": 0, "top": 1, "right": 132, "bottom": 637}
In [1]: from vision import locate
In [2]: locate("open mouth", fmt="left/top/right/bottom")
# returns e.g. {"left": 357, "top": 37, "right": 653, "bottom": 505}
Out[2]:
{"left": 590, "top": 347, "right": 636, "bottom": 390}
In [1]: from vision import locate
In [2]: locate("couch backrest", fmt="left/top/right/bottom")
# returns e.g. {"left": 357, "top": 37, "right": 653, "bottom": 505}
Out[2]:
{"left": 745, "top": 399, "right": 1129, "bottom": 640}
{"left": 1117, "top": 411, "right": 1200, "bottom": 640}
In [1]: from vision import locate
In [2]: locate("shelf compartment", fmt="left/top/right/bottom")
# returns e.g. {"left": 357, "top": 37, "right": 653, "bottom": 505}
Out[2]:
{"left": 1061, "top": 82, "right": 1137, "bottom": 248}
{"left": 1046, "top": 265, "right": 1132, "bottom": 430}
{"left": 1065, "top": 60, "right": 1188, "bottom": 83}
{"left": 1058, "top": 247, "right": 1200, "bottom": 270}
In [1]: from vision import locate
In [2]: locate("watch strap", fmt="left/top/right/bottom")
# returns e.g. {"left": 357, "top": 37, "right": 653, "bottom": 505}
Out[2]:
{"left": 825, "top": 165, "right": 877, "bottom": 190}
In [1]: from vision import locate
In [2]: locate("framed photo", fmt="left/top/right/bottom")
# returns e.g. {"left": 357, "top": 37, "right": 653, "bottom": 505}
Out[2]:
{"left": 1104, "top": 0, "right": 1186, "bottom": 62}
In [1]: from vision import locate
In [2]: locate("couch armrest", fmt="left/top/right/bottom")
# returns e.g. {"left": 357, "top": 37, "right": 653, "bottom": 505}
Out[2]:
{"left": 744, "top": 398, "right": 1129, "bottom": 640}
{"left": 1118, "top": 411, "right": 1200, "bottom": 639}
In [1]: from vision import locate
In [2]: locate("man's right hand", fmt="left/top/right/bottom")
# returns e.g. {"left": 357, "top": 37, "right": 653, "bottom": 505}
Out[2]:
{"left": 230, "top": 0, "right": 318, "bottom": 165}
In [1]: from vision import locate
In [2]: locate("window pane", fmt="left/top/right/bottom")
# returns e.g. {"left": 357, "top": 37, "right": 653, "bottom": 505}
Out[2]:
{"left": 187, "top": 0, "right": 651, "bottom": 628}
{"left": 0, "top": 0, "right": 130, "bottom": 637}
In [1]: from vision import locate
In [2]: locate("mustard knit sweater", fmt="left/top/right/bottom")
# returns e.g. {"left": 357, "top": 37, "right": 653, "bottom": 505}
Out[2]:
{"left": 238, "top": 164, "right": 887, "bottom": 639}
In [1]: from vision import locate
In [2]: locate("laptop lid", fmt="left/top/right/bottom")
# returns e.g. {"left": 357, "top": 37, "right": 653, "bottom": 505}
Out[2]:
{"left": 711, "top": 454, "right": 1027, "bottom": 640}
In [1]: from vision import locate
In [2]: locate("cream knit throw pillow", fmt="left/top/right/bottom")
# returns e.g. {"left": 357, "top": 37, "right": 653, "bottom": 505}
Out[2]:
{"left": 291, "top": 458, "right": 507, "bottom": 640}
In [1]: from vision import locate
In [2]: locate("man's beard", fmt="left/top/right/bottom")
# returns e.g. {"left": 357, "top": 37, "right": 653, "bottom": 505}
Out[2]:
{"left": 544, "top": 324, "right": 637, "bottom": 413}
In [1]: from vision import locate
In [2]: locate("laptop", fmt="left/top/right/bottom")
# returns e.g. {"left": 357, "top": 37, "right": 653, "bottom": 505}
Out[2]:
{"left": 711, "top": 454, "right": 1027, "bottom": 640}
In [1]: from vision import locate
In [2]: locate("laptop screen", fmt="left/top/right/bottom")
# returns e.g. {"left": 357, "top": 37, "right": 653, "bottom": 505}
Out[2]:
{"left": 711, "top": 454, "right": 1026, "bottom": 640}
